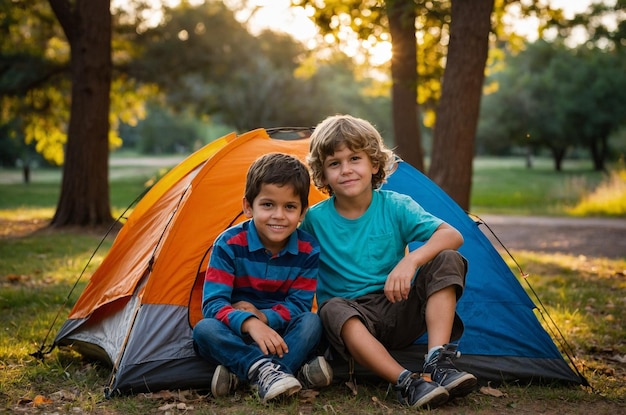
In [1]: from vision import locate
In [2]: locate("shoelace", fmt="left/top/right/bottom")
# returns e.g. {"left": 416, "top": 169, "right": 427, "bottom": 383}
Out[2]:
{"left": 256, "top": 363, "right": 285, "bottom": 387}
{"left": 393, "top": 373, "right": 419, "bottom": 395}
{"left": 428, "top": 347, "right": 462, "bottom": 371}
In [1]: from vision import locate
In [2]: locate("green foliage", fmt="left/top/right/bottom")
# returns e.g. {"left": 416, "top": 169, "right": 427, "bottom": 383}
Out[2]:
{"left": 0, "top": 0, "right": 155, "bottom": 167}
{"left": 478, "top": 40, "right": 626, "bottom": 170}
{"left": 119, "top": 104, "right": 215, "bottom": 154}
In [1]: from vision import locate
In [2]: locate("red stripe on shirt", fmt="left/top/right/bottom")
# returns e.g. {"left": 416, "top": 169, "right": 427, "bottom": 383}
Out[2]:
{"left": 227, "top": 231, "right": 248, "bottom": 246}
{"left": 297, "top": 240, "right": 314, "bottom": 254}
{"left": 290, "top": 276, "right": 317, "bottom": 291}
{"left": 216, "top": 305, "right": 235, "bottom": 324}
{"left": 236, "top": 275, "right": 308, "bottom": 293}
{"left": 205, "top": 268, "right": 234, "bottom": 286}
{"left": 271, "top": 304, "right": 291, "bottom": 321}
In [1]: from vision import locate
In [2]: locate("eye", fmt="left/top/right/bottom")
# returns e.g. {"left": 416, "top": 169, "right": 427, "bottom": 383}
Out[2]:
{"left": 261, "top": 202, "right": 273, "bottom": 208}
{"left": 327, "top": 160, "right": 339, "bottom": 167}
{"left": 286, "top": 204, "right": 298, "bottom": 210}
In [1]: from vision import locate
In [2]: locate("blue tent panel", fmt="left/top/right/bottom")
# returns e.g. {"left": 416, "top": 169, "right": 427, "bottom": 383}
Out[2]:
{"left": 379, "top": 161, "right": 582, "bottom": 384}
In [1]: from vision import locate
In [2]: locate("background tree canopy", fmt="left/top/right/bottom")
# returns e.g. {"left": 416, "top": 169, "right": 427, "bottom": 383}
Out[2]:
{"left": 0, "top": 0, "right": 624, "bottom": 226}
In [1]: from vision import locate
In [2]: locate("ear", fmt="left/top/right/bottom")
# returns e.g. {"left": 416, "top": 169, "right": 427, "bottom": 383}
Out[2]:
{"left": 371, "top": 161, "right": 380, "bottom": 175}
{"left": 299, "top": 207, "right": 308, "bottom": 223}
{"left": 242, "top": 197, "right": 253, "bottom": 218}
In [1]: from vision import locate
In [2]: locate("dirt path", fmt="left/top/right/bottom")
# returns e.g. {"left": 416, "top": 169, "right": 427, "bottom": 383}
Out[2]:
{"left": 477, "top": 214, "right": 626, "bottom": 259}
{"left": 3, "top": 213, "right": 625, "bottom": 260}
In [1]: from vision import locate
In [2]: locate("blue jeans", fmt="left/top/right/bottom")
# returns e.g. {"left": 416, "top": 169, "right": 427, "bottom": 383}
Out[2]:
{"left": 193, "top": 312, "right": 322, "bottom": 380}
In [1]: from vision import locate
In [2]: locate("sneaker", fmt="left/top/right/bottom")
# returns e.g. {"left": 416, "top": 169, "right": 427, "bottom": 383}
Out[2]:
{"left": 297, "top": 356, "right": 333, "bottom": 389}
{"left": 423, "top": 344, "right": 477, "bottom": 398}
{"left": 250, "top": 360, "right": 302, "bottom": 403}
{"left": 394, "top": 372, "right": 449, "bottom": 408}
{"left": 211, "top": 365, "right": 239, "bottom": 397}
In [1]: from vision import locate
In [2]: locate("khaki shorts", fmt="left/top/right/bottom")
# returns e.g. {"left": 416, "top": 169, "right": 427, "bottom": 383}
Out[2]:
{"left": 318, "top": 250, "right": 467, "bottom": 361}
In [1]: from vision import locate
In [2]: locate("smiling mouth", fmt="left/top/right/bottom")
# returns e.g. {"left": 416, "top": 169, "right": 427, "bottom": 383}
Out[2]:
{"left": 268, "top": 224, "right": 287, "bottom": 229}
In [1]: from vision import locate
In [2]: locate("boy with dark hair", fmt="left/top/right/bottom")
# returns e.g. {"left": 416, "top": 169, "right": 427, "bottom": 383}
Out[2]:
{"left": 193, "top": 152, "right": 332, "bottom": 404}
{"left": 300, "top": 115, "right": 477, "bottom": 409}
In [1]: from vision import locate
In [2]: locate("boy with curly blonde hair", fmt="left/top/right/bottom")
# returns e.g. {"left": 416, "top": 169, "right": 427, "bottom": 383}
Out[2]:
{"left": 300, "top": 115, "right": 476, "bottom": 409}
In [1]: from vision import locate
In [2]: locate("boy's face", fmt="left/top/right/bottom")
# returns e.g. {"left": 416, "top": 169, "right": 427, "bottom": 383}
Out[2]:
{"left": 322, "top": 144, "right": 379, "bottom": 200}
{"left": 242, "top": 182, "right": 306, "bottom": 255}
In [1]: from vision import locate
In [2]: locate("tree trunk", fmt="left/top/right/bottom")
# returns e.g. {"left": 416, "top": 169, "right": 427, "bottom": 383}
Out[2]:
{"left": 589, "top": 134, "right": 607, "bottom": 172}
{"left": 428, "top": 0, "right": 494, "bottom": 210}
{"left": 49, "top": 0, "right": 113, "bottom": 227}
{"left": 552, "top": 147, "right": 566, "bottom": 171}
{"left": 387, "top": 1, "right": 423, "bottom": 171}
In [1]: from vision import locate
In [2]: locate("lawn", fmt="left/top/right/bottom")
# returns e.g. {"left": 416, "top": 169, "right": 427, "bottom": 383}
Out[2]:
{"left": 1, "top": 156, "right": 624, "bottom": 414}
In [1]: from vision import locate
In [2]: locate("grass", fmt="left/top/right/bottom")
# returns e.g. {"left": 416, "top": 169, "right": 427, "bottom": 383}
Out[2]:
{"left": 470, "top": 157, "right": 610, "bottom": 216}
{"left": 1, "top": 156, "right": 625, "bottom": 413}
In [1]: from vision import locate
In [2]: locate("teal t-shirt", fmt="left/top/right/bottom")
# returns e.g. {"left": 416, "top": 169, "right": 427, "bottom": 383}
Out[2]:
{"left": 300, "top": 189, "right": 443, "bottom": 305}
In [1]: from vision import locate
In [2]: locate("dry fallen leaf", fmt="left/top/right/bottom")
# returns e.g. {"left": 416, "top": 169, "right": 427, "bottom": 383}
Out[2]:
{"left": 610, "top": 354, "right": 626, "bottom": 363}
{"left": 32, "top": 395, "right": 53, "bottom": 406}
{"left": 299, "top": 388, "right": 320, "bottom": 404}
{"left": 50, "top": 389, "right": 77, "bottom": 401}
{"left": 322, "top": 404, "right": 337, "bottom": 414}
{"left": 479, "top": 385, "right": 506, "bottom": 397}
{"left": 371, "top": 396, "right": 392, "bottom": 413}
{"left": 158, "top": 402, "right": 177, "bottom": 411}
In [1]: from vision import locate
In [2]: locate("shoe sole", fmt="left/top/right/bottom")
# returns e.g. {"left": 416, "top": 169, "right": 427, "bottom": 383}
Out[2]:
{"left": 260, "top": 377, "right": 302, "bottom": 403}
{"left": 318, "top": 357, "right": 333, "bottom": 386}
{"left": 445, "top": 373, "right": 478, "bottom": 398}
{"left": 211, "top": 365, "right": 234, "bottom": 397}
{"left": 308, "top": 357, "right": 333, "bottom": 388}
{"left": 411, "top": 386, "right": 449, "bottom": 409}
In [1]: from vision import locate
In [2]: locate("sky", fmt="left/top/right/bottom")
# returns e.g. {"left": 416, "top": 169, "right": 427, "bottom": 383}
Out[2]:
{"left": 228, "top": 0, "right": 604, "bottom": 63}
{"left": 113, "top": 0, "right": 610, "bottom": 63}
{"left": 233, "top": 0, "right": 598, "bottom": 37}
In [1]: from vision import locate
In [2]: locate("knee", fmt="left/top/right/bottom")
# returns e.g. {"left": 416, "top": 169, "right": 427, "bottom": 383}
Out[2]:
{"left": 437, "top": 250, "right": 467, "bottom": 273}
{"left": 438, "top": 249, "right": 463, "bottom": 262}
{"left": 192, "top": 318, "right": 221, "bottom": 343}
{"left": 300, "top": 312, "right": 323, "bottom": 337}
{"left": 318, "top": 297, "right": 341, "bottom": 324}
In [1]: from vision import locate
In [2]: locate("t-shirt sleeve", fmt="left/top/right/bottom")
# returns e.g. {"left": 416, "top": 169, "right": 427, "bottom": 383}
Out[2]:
{"left": 395, "top": 193, "right": 444, "bottom": 243}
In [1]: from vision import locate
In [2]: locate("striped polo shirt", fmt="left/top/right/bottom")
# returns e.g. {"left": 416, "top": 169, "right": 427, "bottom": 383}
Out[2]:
{"left": 201, "top": 219, "right": 319, "bottom": 337}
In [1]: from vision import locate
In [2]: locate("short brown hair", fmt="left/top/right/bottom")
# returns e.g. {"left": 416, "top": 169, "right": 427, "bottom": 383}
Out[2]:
{"left": 307, "top": 114, "right": 394, "bottom": 195}
{"left": 245, "top": 153, "right": 311, "bottom": 212}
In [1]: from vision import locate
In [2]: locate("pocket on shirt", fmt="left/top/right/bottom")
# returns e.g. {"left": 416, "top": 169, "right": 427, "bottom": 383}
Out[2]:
{"left": 367, "top": 233, "right": 397, "bottom": 271}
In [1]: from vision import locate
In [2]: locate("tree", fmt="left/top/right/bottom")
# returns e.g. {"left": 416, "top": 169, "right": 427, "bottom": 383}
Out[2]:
{"left": 478, "top": 39, "right": 626, "bottom": 172}
{"left": 387, "top": 1, "right": 423, "bottom": 170}
{"left": 564, "top": 49, "right": 626, "bottom": 171}
{"left": 0, "top": 0, "right": 69, "bottom": 175}
{"left": 428, "top": 0, "right": 494, "bottom": 210}
{"left": 291, "top": 0, "right": 454, "bottom": 170}
{"left": 48, "top": 0, "right": 113, "bottom": 227}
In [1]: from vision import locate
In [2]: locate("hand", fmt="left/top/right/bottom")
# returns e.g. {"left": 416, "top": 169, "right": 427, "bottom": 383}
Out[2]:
{"left": 384, "top": 256, "right": 418, "bottom": 303}
{"left": 233, "top": 301, "right": 268, "bottom": 324}
{"left": 242, "top": 318, "right": 289, "bottom": 357}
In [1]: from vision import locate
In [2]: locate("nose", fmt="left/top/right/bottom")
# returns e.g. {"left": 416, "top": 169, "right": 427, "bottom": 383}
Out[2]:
{"left": 272, "top": 206, "right": 286, "bottom": 218}
{"left": 340, "top": 161, "right": 352, "bottom": 175}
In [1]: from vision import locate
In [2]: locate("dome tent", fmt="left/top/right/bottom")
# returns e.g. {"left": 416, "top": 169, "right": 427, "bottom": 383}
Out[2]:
{"left": 50, "top": 128, "right": 585, "bottom": 396}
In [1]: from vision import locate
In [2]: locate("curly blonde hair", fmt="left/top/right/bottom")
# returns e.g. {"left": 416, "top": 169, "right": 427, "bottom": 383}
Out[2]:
{"left": 307, "top": 114, "right": 394, "bottom": 195}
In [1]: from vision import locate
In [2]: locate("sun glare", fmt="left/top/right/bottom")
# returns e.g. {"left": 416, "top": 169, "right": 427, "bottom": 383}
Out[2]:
{"left": 112, "top": 0, "right": 601, "bottom": 65}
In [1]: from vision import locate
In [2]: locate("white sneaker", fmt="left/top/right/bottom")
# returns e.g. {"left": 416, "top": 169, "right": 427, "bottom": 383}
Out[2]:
{"left": 249, "top": 361, "right": 301, "bottom": 403}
